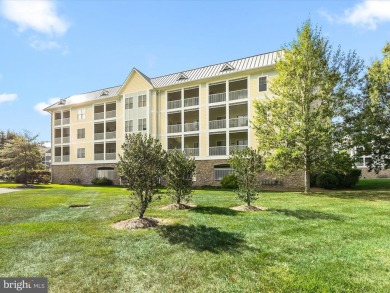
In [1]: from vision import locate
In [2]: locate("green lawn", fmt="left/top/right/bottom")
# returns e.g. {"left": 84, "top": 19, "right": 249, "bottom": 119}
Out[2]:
{"left": 0, "top": 180, "right": 389, "bottom": 292}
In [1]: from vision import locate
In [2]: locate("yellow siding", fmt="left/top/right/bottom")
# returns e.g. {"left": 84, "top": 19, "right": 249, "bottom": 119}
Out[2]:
{"left": 120, "top": 71, "right": 153, "bottom": 95}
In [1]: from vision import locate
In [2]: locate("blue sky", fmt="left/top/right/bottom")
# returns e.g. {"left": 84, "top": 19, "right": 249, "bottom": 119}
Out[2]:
{"left": 0, "top": 0, "right": 390, "bottom": 141}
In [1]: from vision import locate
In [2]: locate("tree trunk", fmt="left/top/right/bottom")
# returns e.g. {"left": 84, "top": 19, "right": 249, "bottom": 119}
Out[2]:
{"left": 304, "top": 170, "right": 310, "bottom": 194}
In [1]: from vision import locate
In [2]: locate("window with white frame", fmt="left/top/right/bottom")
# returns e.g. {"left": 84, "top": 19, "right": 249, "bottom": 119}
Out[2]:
{"left": 77, "top": 148, "right": 85, "bottom": 158}
{"left": 77, "top": 109, "right": 86, "bottom": 120}
{"left": 125, "top": 120, "right": 133, "bottom": 132}
{"left": 138, "top": 95, "right": 146, "bottom": 108}
{"left": 259, "top": 76, "right": 267, "bottom": 92}
{"left": 125, "top": 97, "right": 133, "bottom": 109}
{"left": 138, "top": 118, "right": 147, "bottom": 131}
{"left": 77, "top": 128, "right": 85, "bottom": 139}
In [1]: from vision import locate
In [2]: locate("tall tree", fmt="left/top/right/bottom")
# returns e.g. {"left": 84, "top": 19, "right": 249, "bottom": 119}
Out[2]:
{"left": 253, "top": 20, "right": 363, "bottom": 193}
{"left": 0, "top": 131, "right": 42, "bottom": 184}
{"left": 166, "top": 150, "right": 196, "bottom": 207}
{"left": 228, "top": 148, "right": 265, "bottom": 206}
{"left": 117, "top": 133, "right": 167, "bottom": 219}
{"left": 347, "top": 42, "right": 390, "bottom": 172}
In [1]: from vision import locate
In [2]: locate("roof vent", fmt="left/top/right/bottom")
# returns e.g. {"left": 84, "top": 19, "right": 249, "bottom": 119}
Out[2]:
{"left": 177, "top": 73, "right": 188, "bottom": 81}
{"left": 221, "top": 63, "right": 234, "bottom": 72}
{"left": 100, "top": 90, "right": 109, "bottom": 96}
{"left": 58, "top": 99, "right": 66, "bottom": 105}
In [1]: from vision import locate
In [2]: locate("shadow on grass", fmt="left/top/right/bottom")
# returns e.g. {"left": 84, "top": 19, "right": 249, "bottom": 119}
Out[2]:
{"left": 189, "top": 206, "right": 239, "bottom": 216}
{"left": 270, "top": 209, "right": 344, "bottom": 221}
{"left": 157, "top": 224, "right": 247, "bottom": 253}
{"left": 314, "top": 190, "right": 390, "bottom": 201}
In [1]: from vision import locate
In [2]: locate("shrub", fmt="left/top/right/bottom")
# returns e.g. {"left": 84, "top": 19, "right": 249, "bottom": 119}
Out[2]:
{"left": 316, "top": 172, "right": 339, "bottom": 189}
{"left": 220, "top": 173, "right": 239, "bottom": 189}
{"left": 91, "top": 177, "right": 113, "bottom": 186}
{"left": 340, "top": 169, "right": 361, "bottom": 188}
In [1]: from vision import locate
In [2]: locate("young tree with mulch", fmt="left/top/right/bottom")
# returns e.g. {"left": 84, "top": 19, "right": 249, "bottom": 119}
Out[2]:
{"left": 165, "top": 150, "right": 196, "bottom": 209}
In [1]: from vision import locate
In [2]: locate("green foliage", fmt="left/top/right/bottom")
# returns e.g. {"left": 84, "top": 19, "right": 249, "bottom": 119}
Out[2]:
{"left": 253, "top": 20, "right": 363, "bottom": 193}
{"left": 117, "top": 133, "right": 167, "bottom": 218}
{"left": 91, "top": 177, "right": 113, "bottom": 186}
{"left": 316, "top": 173, "right": 339, "bottom": 189}
{"left": 166, "top": 150, "right": 196, "bottom": 204}
{"left": 220, "top": 173, "right": 239, "bottom": 189}
{"left": 228, "top": 148, "right": 265, "bottom": 206}
{"left": 316, "top": 169, "right": 361, "bottom": 189}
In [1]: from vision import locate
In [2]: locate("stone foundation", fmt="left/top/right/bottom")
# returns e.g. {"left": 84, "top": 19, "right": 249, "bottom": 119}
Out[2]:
{"left": 360, "top": 168, "right": 390, "bottom": 179}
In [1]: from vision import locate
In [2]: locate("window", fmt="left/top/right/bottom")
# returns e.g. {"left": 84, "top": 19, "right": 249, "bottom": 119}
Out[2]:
{"left": 259, "top": 76, "right": 267, "bottom": 92}
{"left": 138, "top": 118, "right": 147, "bottom": 131}
{"left": 77, "top": 109, "right": 85, "bottom": 120}
{"left": 125, "top": 97, "right": 133, "bottom": 109}
{"left": 77, "top": 148, "right": 85, "bottom": 158}
{"left": 138, "top": 95, "right": 146, "bottom": 107}
{"left": 96, "top": 167, "right": 114, "bottom": 180}
{"left": 77, "top": 128, "right": 85, "bottom": 139}
{"left": 125, "top": 120, "right": 133, "bottom": 132}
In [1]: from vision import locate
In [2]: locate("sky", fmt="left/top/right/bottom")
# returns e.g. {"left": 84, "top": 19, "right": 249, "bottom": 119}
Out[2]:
{"left": 0, "top": 0, "right": 390, "bottom": 142}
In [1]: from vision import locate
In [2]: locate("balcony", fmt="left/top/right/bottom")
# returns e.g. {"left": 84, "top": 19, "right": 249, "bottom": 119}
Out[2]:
{"left": 62, "top": 155, "right": 70, "bottom": 162}
{"left": 184, "top": 122, "right": 199, "bottom": 132}
{"left": 106, "top": 153, "right": 116, "bottom": 160}
{"left": 209, "top": 92, "right": 226, "bottom": 104}
{"left": 54, "top": 156, "right": 61, "bottom": 162}
{"left": 168, "top": 100, "right": 181, "bottom": 110}
{"left": 214, "top": 168, "right": 233, "bottom": 180}
{"left": 106, "top": 110, "right": 116, "bottom": 119}
{"left": 184, "top": 148, "right": 199, "bottom": 156}
{"left": 62, "top": 118, "right": 70, "bottom": 125}
{"left": 106, "top": 131, "right": 116, "bottom": 140}
{"left": 184, "top": 97, "right": 199, "bottom": 107}
{"left": 168, "top": 124, "right": 182, "bottom": 133}
{"left": 229, "top": 89, "right": 248, "bottom": 101}
{"left": 54, "top": 119, "right": 61, "bottom": 126}
{"left": 62, "top": 136, "right": 70, "bottom": 144}
{"left": 54, "top": 137, "right": 61, "bottom": 144}
{"left": 209, "top": 146, "right": 226, "bottom": 156}
{"left": 94, "top": 153, "right": 104, "bottom": 160}
{"left": 229, "top": 145, "right": 248, "bottom": 154}
{"left": 209, "top": 119, "right": 226, "bottom": 130}
{"left": 229, "top": 117, "right": 248, "bottom": 128}
{"left": 94, "top": 133, "right": 104, "bottom": 140}
{"left": 94, "top": 112, "right": 104, "bottom": 120}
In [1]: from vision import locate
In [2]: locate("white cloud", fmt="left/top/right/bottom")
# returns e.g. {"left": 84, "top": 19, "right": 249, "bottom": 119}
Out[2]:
{"left": 0, "top": 93, "right": 17, "bottom": 104}
{"left": 34, "top": 97, "right": 60, "bottom": 115}
{"left": 30, "top": 38, "right": 60, "bottom": 50}
{"left": 344, "top": 0, "right": 390, "bottom": 30}
{"left": 1, "top": 0, "right": 69, "bottom": 35}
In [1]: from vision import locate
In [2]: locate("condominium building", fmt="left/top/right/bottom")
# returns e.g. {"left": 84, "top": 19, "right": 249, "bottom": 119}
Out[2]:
{"left": 45, "top": 50, "right": 302, "bottom": 187}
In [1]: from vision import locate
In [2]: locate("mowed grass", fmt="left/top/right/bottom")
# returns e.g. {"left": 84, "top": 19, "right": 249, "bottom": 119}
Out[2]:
{"left": 0, "top": 180, "right": 389, "bottom": 292}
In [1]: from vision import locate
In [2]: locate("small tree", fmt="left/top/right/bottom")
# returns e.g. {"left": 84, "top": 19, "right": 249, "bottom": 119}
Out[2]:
{"left": 228, "top": 148, "right": 265, "bottom": 206}
{"left": 0, "top": 131, "right": 42, "bottom": 185}
{"left": 166, "top": 150, "right": 196, "bottom": 205}
{"left": 116, "top": 133, "right": 167, "bottom": 219}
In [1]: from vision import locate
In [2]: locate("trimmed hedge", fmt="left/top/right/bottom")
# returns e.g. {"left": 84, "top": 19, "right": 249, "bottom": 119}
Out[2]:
{"left": 315, "top": 169, "right": 362, "bottom": 189}
{"left": 91, "top": 177, "right": 113, "bottom": 186}
{"left": 220, "top": 173, "right": 239, "bottom": 189}
{"left": 316, "top": 173, "right": 339, "bottom": 189}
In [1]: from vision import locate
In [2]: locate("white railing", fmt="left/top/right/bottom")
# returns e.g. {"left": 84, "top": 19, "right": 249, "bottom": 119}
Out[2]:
{"left": 94, "top": 112, "right": 104, "bottom": 120}
{"left": 209, "top": 146, "right": 226, "bottom": 156}
{"left": 167, "top": 148, "right": 181, "bottom": 153}
{"left": 209, "top": 92, "right": 226, "bottom": 103}
{"left": 168, "top": 124, "right": 182, "bottom": 133}
{"left": 54, "top": 119, "right": 61, "bottom": 126}
{"left": 229, "top": 145, "right": 248, "bottom": 154}
{"left": 62, "top": 118, "right": 70, "bottom": 125}
{"left": 106, "top": 131, "right": 116, "bottom": 139}
{"left": 184, "top": 148, "right": 199, "bottom": 156}
{"left": 229, "top": 89, "right": 248, "bottom": 101}
{"left": 106, "top": 110, "right": 116, "bottom": 119}
{"left": 184, "top": 97, "right": 199, "bottom": 107}
{"left": 54, "top": 156, "right": 61, "bottom": 162}
{"left": 229, "top": 117, "right": 248, "bottom": 128}
{"left": 209, "top": 119, "right": 226, "bottom": 129}
{"left": 62, "top": 155, "right": 70, "bottom": 162}
{"left": 54, "top": 137, "right": 61, "bottom": 144}
{"left": 94, "top": 153, "right": 104, "bottom": 160}
{"left": 62, "top": 137, "right": 70, "bottom": 143}
{"left": 184, "top": 122, "right": 199, "bottom": 132}
{"left": 106, "top": 153, "right": 116, "bottom": 160}
{"left": 168, "top": 100, "right": 182, "bottom": 109}
{"left": 214, "top": 168, "right": 234, "bottom": 180}
{"left": 94, "top": 133, "right": 104, "bottom": 140}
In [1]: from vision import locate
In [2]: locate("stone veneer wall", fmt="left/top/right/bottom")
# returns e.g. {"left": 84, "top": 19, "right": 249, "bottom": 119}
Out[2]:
{"left": 52, "top": 164, "right": 121, "bottom": 185}
{"left": 360, "top": 168, "right": 390, "bottom": 179}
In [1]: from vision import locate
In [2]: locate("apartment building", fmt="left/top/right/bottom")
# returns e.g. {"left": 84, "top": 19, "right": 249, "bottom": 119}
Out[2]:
{"left": 45, "top": 50, "right": 303, "bottom": 187}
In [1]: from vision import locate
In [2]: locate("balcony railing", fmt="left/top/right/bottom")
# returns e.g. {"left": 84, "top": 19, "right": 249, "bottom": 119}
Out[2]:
{"left": 62, "top": 136, "right": 70, "bottom": 144}
{"left": 94, "top": 153, "right": 104, "bottom": 160}
{"left": 106, "top": 110, "right": 116, "bottom": 119}
{"left": 94, "top": 133, "right": 104, "bottom": 140}
{"left": 209, "top": 146, "right": 226, "bottom": 156}
{"left": 184, "top": 122, "right": 199, "bottom": 132}
{"left": 214, "top": 168, "right": 233, "bottom": 180}
{"left": 168, "top": 100, "right": 182, "bottom": 110}
{"left": 229, "top": 145, "right": 248, "bottom": 154}
{"left": 209, "top": 92, "right": 226, "bottom": 103}
{"left": 94, "top": 112, "right": 104, "bottom": 120}
{"left": 62, "top": 155, "right": 70, "bottom": 162}
{"left": 106, "top": 131, "right": 116, "bottom": 139}
{"left": 184, "top": 148, "right": 199, "bottom": 156}
{"left": 54, "top": 119, "right": 61, "bottom": 126}
{"left": 106, "top": 153, "right": 116, "bottom": 160}
{"left": 54, "top": 156, "right": 61, "bottom": 162}
{"left": 168, "top": 124, "right": 182, "bottom": 133}
{"left": 62, "top": 118, "right": 70, "bottom": 125}
{"left": 184, "top": 97, "right": 199, "bottom": 107}
{"left": 229, "top": 89, "right": 248, "bottom": 101}
{"left": 209, "top": 119, "right": 226, "bottom": 129}
{"left": 54, "top": 137, "right": 61, "bottom": 144}
{"left": 229, "top": 117, "right": 248, "bottom": 128}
